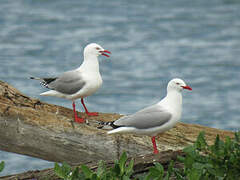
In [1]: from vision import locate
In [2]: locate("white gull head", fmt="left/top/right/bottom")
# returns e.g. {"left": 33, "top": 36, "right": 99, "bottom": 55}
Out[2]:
{"left": 84, "top": 43, "right": 111, "bottom": 58}
{"left": 167, "top": 78, "right": 192, "bottom": 93}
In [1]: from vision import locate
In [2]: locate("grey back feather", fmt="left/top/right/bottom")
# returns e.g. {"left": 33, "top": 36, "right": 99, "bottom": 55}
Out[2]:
{"left": 47, "top": 70, "right": 86, "bottom": 95}
{"left": 113, "top": 104, "right": 172, "bottom": 129}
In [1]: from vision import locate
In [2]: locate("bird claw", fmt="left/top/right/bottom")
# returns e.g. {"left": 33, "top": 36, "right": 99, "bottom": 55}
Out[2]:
{"left": 86, "top": 112, "right": 99, "bottom": 116}
{"left": 74, "top": 117, "right": 85, "bottom": 123}
{"left": 153, "top": 149, "right": 159, "bottom": 154}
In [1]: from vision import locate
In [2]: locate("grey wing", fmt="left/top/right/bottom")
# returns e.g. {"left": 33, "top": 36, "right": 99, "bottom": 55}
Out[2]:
{"left": 48, "top": 70, "right": 86, "bottom": 95}
{"left": 114, "top": 104, "right": 172, "bottom": 129}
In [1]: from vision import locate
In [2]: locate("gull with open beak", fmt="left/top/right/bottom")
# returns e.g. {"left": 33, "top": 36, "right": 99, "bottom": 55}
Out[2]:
{"left": 31, "top": 43, "right": 111, "bottom": 123}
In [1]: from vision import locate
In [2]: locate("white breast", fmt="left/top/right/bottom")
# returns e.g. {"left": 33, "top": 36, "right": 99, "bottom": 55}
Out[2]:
{"left": 71, "top": 72, "right": 103, "bottom": 100}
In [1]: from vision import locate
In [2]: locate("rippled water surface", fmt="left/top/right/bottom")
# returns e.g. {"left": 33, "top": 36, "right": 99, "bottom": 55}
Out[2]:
{"left": 0, "top": 0, "right": 240, "bottom": 176}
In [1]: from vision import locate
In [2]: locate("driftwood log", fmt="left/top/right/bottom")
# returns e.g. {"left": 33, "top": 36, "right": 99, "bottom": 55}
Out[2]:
{"left": 0, "top": 80, "right": 234, "bottom": 166}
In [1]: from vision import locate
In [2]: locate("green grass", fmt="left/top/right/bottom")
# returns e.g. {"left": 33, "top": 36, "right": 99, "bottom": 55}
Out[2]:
{"left": 174, "top": 131, "right": 240, "bottom": 180}
{"left": 54, "top": 152, "right": 134, "bottom": 180}
{"left": 54, "top": 131, "right": 240, "bottom": 180}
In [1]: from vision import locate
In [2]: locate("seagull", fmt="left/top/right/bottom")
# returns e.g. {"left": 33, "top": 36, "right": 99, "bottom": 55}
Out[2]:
{"left": 104, "top": 78, "right": 192, "bottom": 154}
{"left": 30, "top": 43, "right": 111, "bottom": 123}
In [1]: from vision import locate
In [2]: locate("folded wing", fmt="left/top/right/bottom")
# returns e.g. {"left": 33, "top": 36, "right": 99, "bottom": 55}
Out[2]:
{"left": 44, "top": 70, "right": 86, "bottom": 95}
{"left": 113, "top": 104, "right": 172, "bottom": 129}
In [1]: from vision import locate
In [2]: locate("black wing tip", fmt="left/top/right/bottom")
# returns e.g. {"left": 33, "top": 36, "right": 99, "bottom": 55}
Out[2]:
{"left": 97, "top": 121, "right": 120, "bottom": 129}
{"left": 43, "top": 77, "right": 57, "bottom": 84}
{"left": 40, "top": 82, "right": 49, "bottom": 88}
{"left": 110, "top": 122, "right": 122, "bottom": 129}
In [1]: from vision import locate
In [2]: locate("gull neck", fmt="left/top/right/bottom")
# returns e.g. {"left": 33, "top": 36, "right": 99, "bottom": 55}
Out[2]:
{"left": 79, "top": 55, "right": 100, "bottom": 72}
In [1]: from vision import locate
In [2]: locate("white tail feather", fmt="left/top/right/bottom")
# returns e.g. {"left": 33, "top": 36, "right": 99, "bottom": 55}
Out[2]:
{"left": 40, "top": 90, "right": 57, "bottom": 96}
{"left": 107, "top": 127, "right": 136, "bottom": 134}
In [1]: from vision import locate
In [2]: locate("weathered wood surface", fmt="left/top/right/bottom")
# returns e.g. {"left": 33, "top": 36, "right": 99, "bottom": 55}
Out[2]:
{"left": 0, "top": 80, "right": 234, "bottom": 165}
{"left": 1, "top": 150, "right": 184, "bottom": 180}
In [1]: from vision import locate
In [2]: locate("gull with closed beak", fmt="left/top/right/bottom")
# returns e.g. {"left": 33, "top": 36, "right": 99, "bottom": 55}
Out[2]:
{"left": 103, "top": 78, "right": 192, "bottom": 154}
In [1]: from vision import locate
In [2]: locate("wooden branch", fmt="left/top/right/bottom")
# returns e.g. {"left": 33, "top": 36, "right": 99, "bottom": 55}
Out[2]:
{"left": 0, "top": 80, "right": 234, "bottom": 166}
{"left": 1, "top": 150, "right": 184, "bottom": 180}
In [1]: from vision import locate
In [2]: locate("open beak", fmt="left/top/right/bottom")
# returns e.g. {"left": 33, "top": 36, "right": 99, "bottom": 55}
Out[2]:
{"left": 182, "top": 85, "right": 192, "bottom": 91}
{"left": 100, "top": 50, "right": 111, "bottom": 57}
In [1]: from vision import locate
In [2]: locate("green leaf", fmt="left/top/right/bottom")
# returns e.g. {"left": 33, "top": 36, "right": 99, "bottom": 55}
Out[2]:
{"left": 212, "top": 134, "right": 224, "bottom": 155}
{"left": 173, "top": 169, "right": 185, "bottom": 180}
{"left": 194, "top": 131, "right": 208, "bottom": 150}
{"left": 112, "top": 163, "right": 121, "bottom": 176}
{"left": 54, "top": 163, "right": 69, "bottom": 179}
{"left": 71, "top": 167, "right": 83, "bottom": 179}
{"left": 154, "top": 162, "right": 164, "bottom": 173}
{"left": 156, "top": 163, "right": 164, "bottom": 179}
{"left": 206, "top": 166, "right": 217, "bottom": 176}
{"left": 125, "top": 159, "right": 134, "bottom": 176}
{"left": 122, "top": 175, "right": 131, "bottom": 180}
{"left": 0, "top": 161, "right": 5, "bottom": 173}
{"left": 224, "top": 136, "right": 233, "bottom": 156}
{"left": 97, "top": 160, "right": 106, "bottom": 177}
{"left": 54, "top": 163, "right": 62, "bottom": 177}
{"left": 214, "top": 135, "right": 220, "bottom": 150}
{"left": 164, "top": 160, "right": 174, "bottom": 180}
{"left": 192, "top": 162, "right": 205, "bottom": 170}
{"left": 91, "top": 173, "right": 98, "bottom": 180}
{"left": 149, "top": 167, "right": 161, "bottom": 177}
{"left": 141, "top": 173, "right": 152, "bottom": 180}
{"left": 187, "top": 168, "right": 201, "bottom": 180}
{"left": 203, "top": 163, "right": 213, "bottom": 170}
{"left": 184, "top": 155, "right": 195, "bottom": 169}
{"left": 183, "top": 145, "right": 195, "bottom": 154}
{"left": 177, "top": 155, "right": 185, "bottom": 163}
{"left": 81, "top": 164, "right": 93, "bottom": 178}
{"left": 119, "top": 152, "right": 128, "bottom": 175}
{"left": 62, "top": 162, "right": 72, "bottom": 174}
{"left": 148, "top": 163, "right": 164, "bottom": 179}
{"left": 234, "top": 132, "right": 240, "bottom": 142}
{"left": 168, "top": 160, "right": 174, "bottom": 171}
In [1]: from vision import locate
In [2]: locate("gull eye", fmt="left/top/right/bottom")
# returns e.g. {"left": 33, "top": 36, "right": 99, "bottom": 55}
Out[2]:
{"left": 96, "top": 47, "right": 100, "bottom": 50}
{"left": 176, "top": 82, "right": 180, "bottom": 85}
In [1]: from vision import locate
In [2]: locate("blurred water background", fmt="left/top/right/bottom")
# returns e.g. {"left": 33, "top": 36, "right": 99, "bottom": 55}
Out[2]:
{"left": 0, "top": 0, "right": 240, "bottom": 176}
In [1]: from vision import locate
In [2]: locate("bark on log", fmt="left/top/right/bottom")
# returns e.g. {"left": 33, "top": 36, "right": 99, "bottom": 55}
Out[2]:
{"left": 0, "top": 80, "right": 234, "bottom": 165}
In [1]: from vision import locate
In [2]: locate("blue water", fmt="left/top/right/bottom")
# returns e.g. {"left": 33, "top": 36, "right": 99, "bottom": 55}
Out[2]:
{"left": 0, "top": 0, "right": 240, "bottom": 176}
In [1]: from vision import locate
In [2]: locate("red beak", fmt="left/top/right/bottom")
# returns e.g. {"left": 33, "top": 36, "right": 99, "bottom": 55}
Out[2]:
{"left": 182, "top": 85, "right": 192, "bottom": 91}
{"left": 100, "top": 50, "right": 111, "bottom": 57}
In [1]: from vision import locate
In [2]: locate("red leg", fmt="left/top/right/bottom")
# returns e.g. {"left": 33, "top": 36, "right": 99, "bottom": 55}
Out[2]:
{"left": 151, "top": 136, "right": 159, "bottom": 154}
{"left": 72, "top": 101, "right": 85, "bottom": 123}
{"left": 81, "top": 98, "right": 98, "bottom": 116}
